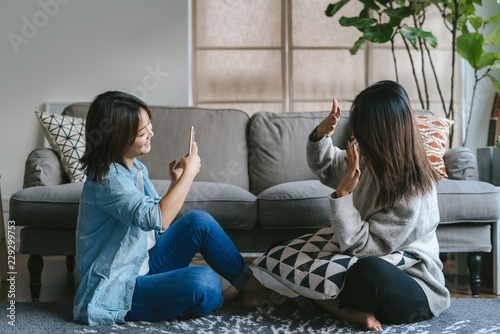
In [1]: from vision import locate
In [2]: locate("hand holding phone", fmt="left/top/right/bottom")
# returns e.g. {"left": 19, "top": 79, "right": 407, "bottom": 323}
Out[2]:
{"left": 188, "top": 126, "right": 195, "bottom": 154}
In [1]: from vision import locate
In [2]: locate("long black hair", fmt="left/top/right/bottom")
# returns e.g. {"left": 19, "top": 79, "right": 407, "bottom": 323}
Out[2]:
{"left": 80, "top": 91, "right": 152, "bottom": 184}
{"left": 349, "top": 80, "right": 440, "bottom": 208}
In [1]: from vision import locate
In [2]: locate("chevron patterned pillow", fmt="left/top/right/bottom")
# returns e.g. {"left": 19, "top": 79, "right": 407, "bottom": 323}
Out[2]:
{"left": 253, "top": 227, "right": 420, "bottom": 300}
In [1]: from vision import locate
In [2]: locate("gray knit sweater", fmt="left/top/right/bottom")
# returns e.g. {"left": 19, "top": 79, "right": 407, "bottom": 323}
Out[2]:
{"left": 306, "top": 134, "right": 450, "bottom": 317}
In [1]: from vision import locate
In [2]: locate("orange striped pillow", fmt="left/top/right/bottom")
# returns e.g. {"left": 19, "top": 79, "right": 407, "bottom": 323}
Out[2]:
{"left": 416, "top": 115, "right": 454, "bottom": 179}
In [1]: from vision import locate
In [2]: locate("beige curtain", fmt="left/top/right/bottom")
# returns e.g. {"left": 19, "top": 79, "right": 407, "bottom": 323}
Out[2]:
{"left": 192, "top": 0, "right": 460, "bottom": 145}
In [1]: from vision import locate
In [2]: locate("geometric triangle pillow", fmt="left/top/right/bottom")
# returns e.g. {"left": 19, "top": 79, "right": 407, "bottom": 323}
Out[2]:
{"left": 416, "top": 115, "right": 454, "bottom": 179}
{"left": 35, "top": 111, "right": 86, "bottom": 183}
{"left": 253, "top": 227, "right": 420, "bottom": 300}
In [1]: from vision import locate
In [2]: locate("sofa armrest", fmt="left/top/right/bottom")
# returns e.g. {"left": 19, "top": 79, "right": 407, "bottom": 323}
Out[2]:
{"left": 444, "top": 147, "right": 479, "bottom": 181}
{"left": 23, "top": 148, "right": 69, "bottom": 188}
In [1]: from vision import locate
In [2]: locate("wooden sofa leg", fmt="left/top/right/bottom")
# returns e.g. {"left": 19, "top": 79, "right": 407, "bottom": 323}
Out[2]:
{"left": 27, "top": 255, "right": 44, "bottom": 301}
{"left": 66, "top": 255, "right": 75, "bottom": 272}
{"left": 467, "top": 252, "right": 482, "bottom": 296}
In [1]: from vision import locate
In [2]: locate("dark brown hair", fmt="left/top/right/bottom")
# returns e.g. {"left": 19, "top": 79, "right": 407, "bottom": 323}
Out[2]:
{"left": 80, "top": 91, "right": 152, "bottom": 184}
{"left": 349, "top": 80, "right": 440, "bottom": 208}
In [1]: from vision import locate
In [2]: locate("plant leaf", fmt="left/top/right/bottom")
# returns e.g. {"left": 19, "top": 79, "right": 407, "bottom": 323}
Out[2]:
{"left": 340, "top": 16, "right": 377, "bottom": 30}
{"left": 395, "top": 0, "right": 406, "bottom": 5}
{"left": 485, "top": 26, "right": 500, "bottom": 48}
{"left": 486, "top": 12, "right": 500, "bottom": 24}
{"left": 384, "top": 7, "right": 412, "bottom": 19}
{"left": 404, "top": 27, "right": 438, "bottom": 47}
{"left": 359, "top": 0, "right": 380, "bottom": 10}
{"left": 350, "top": 36, "right": 367, "bottom": 54}
{"left": 401, "top": 29, "right": 419, "bottom": 49}
{"left": 468, "top": 16, "right": 483, "bottom": 31}
{"left": 325, "top": 0, "right": 350, "bottom": 17}
{"left": 360, "top": 6, "right": 370, "bottom": 18}
{"left": 363, "top": 23, "right": 393, "bottom": 43}
{"left": 488, "top": 75, "right": 500, "bottom": 95}
{"left": 457, "top": 15, "right": 469, "bottom": 31}
{"left": 460, "top": 2, "right": 476, "bottom": 16}
{"left": 491, "top": 62, "right": 500, "bottom": 70}
{"left": 457, "top": 33, "right": 484, "bottom": 68}
{"left": 476, "top": 52, "right": 499, "bottom": 70}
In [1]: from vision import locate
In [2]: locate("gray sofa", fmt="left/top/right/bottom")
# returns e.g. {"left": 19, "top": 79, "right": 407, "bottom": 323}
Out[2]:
{"left": 10, "top": 104, "right": 500, "bottom": 300}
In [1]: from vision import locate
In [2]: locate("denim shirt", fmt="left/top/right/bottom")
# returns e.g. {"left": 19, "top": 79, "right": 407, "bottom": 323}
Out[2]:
{"left": 73, "top": 159, "right": 163, "bottom": 325}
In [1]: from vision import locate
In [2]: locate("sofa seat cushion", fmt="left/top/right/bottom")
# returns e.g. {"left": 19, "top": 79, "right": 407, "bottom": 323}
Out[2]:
{"left": 10, "top": 183, "right": 83, "bottom": 229}
{"left": 437, "top": 179, "right": 500, "bottom": 224}
{"left": 151, "top": 180, "right": 258, "bottom": 230}
{"left": 258, "top": 180, "right": 333, "bottom": 229}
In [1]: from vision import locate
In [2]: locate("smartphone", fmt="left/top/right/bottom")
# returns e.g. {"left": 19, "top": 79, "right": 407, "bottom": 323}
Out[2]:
{"left": 188, "top": 126, "right": 195, "bottom": 154}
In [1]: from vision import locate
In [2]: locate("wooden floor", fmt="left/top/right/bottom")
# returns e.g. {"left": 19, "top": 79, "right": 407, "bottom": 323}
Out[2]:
{"left": 1, "top": 252, "right": 498, "bottom": 304}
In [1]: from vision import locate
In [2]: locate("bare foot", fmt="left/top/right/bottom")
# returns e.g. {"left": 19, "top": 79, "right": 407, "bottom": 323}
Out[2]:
{"left": 365, "top": 313, "right": 382, "bottom": 331}
{"left": 221, "top": 286, "right": 240, "bottom": 305}
{"left": 295, "top": 296, "right": 321, "bottom": 314}
{"left": 239, "top": 276, "right": 273, "bottom": 308}
{"left": 314, "top": 298, "right": 382, "bottom": 331}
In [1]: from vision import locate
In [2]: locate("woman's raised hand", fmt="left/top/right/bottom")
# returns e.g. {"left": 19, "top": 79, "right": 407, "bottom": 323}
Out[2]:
{"left": 316, "top": 99, "right": 341, "bottom": 140}
{"left": 335, "top": 137, "right": 361, "bottom": 198}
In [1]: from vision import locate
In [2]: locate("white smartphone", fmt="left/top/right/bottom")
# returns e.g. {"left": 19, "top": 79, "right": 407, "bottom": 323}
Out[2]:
{"left": 188, "top": 126, "right": 195, "bottom": 154}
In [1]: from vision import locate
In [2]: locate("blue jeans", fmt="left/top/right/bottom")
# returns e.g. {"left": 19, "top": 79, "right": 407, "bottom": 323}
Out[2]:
{"left": 125, "top": 210, "right": 253, "bottom": 321}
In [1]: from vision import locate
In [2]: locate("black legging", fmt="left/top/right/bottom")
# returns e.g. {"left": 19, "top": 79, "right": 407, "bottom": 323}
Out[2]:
{"left": 340, "top": 256, "right": 433, "bottom": 324}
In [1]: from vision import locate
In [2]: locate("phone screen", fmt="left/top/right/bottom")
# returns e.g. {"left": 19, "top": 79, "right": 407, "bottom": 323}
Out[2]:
{"left": 189, "top": 126, "right": 195, "bottom": 154}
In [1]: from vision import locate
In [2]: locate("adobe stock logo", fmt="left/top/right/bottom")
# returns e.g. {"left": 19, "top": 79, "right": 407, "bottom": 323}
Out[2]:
{"left": 8, "top": 0, "right": 72, "bottom": 54}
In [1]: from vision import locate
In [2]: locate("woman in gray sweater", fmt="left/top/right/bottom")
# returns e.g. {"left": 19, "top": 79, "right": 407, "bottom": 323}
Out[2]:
{"left": 304, "top": 81, "right": 450, "bottom": 330}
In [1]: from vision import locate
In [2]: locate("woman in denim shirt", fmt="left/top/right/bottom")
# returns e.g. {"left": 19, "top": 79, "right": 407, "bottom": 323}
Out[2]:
{"left": 73, "top": 91, "right": 269, "bottom": 325}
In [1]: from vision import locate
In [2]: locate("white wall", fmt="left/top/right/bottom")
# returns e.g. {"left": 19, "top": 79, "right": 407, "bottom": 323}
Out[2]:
{"left": 462, "top": 1, "right": 500, "bottom": 151}
{"left": 0, "top": 0, "right": 189, "bottom": 200}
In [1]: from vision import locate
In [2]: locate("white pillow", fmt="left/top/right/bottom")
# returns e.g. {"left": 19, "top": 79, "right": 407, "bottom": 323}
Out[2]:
{"left": 35, "top": 111, "right": 86, "bottom": 183}
{"left": 253, "top": 227, "right": 420, "bottom": 300}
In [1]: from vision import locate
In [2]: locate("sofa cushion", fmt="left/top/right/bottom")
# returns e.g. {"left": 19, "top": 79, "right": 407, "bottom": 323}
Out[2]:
{"left": 24, "top": 148, "right": 69, "bottom": 188}
{"left": 444, "top": 147, "right": 479, "bottom": 181}
{"left": 152, "top": 180, "right": 257, "bottom": 230}
{"left": 10, "top": 183, "right": 83, "bottom": 229}
{"left": 63, "top": 103, "right": 251, "bottom": 191}
{"left": 35, "top": 111, "right": 86, "bottom": 183}
{"left": 258, "top": 180, "right": 333, "bottom": 229}
{"left": 437, "top": 179, "right": 500, "bottom": 224}
{"left": 248, "top": 111, "right": 351, "bottom": 195}
{"left": 140, "top": 107, "right": 251, "bottom": 190}
{"left": 11, "top": 179, "right": 258, "bottom": 231}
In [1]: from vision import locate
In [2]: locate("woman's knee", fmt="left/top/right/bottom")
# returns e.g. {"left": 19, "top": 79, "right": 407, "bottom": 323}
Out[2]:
{"left": 348, "top": 257, "right": 392, "bottom": 283}
{"left": 182, "top": 210, "right": 220, "bottom": 231}
{"left": 190, "top": 266, "right": 223, "bottom": 315}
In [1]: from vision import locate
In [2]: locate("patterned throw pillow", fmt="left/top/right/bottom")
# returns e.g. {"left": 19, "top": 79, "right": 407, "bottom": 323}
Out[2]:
{"left": 253, "top": 227, "right": 420, "bottom": 300}
{"left": 416, "top": 115, "right": 454, "bottom": 179}
{"left": 35, "top": 111, "right": 86, "bottom": 183}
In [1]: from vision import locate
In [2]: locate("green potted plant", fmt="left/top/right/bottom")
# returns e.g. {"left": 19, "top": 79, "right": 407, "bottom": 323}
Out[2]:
{"left": 325, "top": 0, "right": 500, "bottom": 146}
